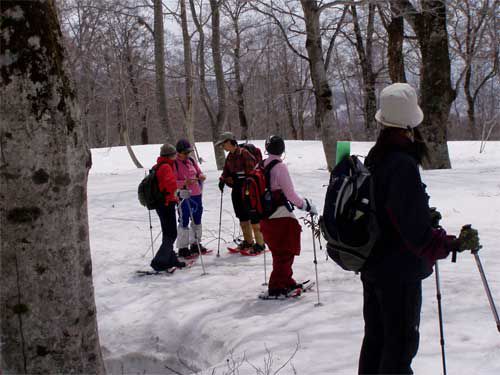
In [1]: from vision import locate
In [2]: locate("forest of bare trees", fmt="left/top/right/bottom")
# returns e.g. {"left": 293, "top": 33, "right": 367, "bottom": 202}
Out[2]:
{"left": 57, "top": 0, "right": 499, "bottom": 168}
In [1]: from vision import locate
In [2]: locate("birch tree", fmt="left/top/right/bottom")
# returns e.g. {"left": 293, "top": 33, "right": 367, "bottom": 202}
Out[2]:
{"left": 1, "top": 1, "right": 105, "bottom": 372}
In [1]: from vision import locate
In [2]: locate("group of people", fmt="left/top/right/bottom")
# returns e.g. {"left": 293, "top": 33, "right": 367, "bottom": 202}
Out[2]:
{"left": 149, "top": 139, "right": 208, "bottom": 271}
{"left": 148, "top": 83, "right": 480, "bottom": 374}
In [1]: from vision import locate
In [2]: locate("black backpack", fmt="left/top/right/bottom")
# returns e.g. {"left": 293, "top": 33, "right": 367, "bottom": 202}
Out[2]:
{"left": 239, "top": 143, "right": 263, "bottom": 163}
{"left": 138, "top": 164, "right": 165, "bottom": 210}
{"left": 319, "top": 155, "right": 379, "bottom": 272}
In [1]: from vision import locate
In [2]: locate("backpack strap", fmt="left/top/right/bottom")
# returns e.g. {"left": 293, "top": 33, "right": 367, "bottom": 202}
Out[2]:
{"left": 263, "top": 159, "right": 281, "bottom": 191}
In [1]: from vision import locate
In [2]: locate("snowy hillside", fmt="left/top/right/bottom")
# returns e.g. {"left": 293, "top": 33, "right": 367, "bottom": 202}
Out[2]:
{"left": 88, "top": 141, "right": 500, "bottom": 374}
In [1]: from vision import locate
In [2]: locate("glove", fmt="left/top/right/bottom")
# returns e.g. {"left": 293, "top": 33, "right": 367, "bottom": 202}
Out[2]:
{"left": 218, "top": 179, "right": 225, "bottom": 192}
{"left": 457, "top": 224, "right": 481, "bottom": 252}
{"left": 302, "top": 198, "right": 318, "bottom": 216}
{"left": 429, "top": 207, "right": 442, "bottom": 229}
{"left": 178, "top": 189, "right": 191, "bottom": 200}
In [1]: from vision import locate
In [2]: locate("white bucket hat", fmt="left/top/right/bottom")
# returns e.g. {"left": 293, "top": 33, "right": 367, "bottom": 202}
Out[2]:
{"left": 375, "top": 83, "right": 424, "bottom": 128}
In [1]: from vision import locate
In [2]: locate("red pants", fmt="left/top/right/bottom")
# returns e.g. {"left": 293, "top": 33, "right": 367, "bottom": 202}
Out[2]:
{"left": 260, "top": 216, "right": 302, "bottom": 290}
{"left": 269, "top": 254, "right": 296, "bottom": 290}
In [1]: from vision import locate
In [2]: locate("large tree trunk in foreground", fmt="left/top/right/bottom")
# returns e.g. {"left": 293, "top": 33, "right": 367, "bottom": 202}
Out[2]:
{"left": 0, "top": 1, "right": 105, "bottom": 373}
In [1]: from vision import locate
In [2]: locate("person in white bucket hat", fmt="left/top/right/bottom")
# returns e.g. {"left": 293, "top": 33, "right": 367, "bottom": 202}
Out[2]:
{"left": 374, "top": 82, "right": 424, "bottom": 129}
{"left": 356, "top": 83, "right": 479, "bottom": 374}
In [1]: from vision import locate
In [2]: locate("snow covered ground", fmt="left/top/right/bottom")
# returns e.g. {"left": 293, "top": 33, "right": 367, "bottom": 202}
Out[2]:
{"left": 88, "top": 141, "right": 500, "bottom": 374}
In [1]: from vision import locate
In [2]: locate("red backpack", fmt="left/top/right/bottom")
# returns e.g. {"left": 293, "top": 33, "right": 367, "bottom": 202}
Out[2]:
{"left": 242, "top": 160, "right": 283, "bottom": 219}
{"left": 239, "top": 143, "right": 263, "bottom": 163}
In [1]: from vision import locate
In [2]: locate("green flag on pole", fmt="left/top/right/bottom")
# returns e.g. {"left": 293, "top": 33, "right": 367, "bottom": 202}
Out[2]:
{"left": 336, "top": 141, "right": 351, "bottom": 165}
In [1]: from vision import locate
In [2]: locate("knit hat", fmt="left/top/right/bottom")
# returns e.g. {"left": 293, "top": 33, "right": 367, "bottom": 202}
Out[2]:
{"left": 176, "top": 139, "right": 193, "bottom": 153}
{"left": 375, "top": 83, "right": 423, "bottom": 129}
{"left": 215, "top": 131, "right": 236, "bottom": 146}
{"left": 160, "top": 143, "right": 176, "bottom": 157}
{"left": 265, "top": 135, "right": 285, "bottom": 155}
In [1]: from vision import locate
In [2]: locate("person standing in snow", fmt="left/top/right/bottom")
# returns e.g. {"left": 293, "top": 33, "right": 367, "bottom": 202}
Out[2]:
{"left": 150, "top": 144, "right": 186, "bottom": 271}
{"left": 259, "top": 135, "right": 318, "bottom": 298}
{"left": 174, "top": 139, "right": 208, "bottom": 258}
{"left": 216, "top": 131, "right": 266, "bottom": 253}
{"left": 358, "top": 83, "right": 480, "bottom": 374}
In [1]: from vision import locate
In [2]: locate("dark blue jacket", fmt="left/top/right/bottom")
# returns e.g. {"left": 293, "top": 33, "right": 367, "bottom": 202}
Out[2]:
{"left": 362, "top": 132, "right": 453, "bottom": 282}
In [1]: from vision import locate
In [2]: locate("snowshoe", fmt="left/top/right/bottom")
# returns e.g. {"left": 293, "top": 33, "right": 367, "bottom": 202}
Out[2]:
{"left": 240, "top": 243, "right": 266, "bottom": 256}
{"left": 258, "top": 285, "right": 302, "bottom": 300}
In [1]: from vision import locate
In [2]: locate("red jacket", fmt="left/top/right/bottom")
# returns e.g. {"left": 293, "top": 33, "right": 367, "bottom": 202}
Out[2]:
{"left": 155, "top": 157, "right": 178, "bottom": 205}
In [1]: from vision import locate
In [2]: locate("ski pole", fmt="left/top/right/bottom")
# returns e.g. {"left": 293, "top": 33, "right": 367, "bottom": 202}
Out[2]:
{"left": 472, "top": 250, "right": 500, "bottom": 332}
{"left": 184, "top": 197, "right": 207, "bottom": 275}
{"left": 310, "top": 214, "right": 322, "bottom": 307}
{"left": 217, "top": 190, "right": 223, "bottom": 257}
{"left": 263, "top": 244, "right": 268, "bottom": 286}
{"left": 434, "top": 262, "right": 447, "bottom": 375}
{"left": 147, "top": 209, "right": 155, "bottom": 258}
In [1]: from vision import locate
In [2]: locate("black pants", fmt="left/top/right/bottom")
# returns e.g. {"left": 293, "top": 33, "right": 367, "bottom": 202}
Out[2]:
{"left": 231, "top": 186, "right": 259, "bottom": 224}
{"left": 358, "top": 279, "right": 422, "bottom": 375}
{"left": 151, "top": 202, "right": 179, "bottom": 271}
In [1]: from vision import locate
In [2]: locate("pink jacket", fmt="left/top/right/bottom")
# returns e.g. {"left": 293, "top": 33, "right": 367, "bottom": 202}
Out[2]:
{"left": 174, "top": 156, "right": 204, "bottom": 196}
{"left": 263, "top": 155, "right": 304, "bottom": 209}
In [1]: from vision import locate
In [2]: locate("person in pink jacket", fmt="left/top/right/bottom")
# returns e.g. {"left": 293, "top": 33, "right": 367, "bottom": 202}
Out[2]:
{"left": 174, "top": 139, "right": 207, "bottom": 257}
{"left": 259, "top": 135, "right": 318, "bottom": 298}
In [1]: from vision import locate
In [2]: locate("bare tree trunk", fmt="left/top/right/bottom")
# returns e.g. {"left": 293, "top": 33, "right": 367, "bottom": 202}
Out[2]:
{"left": 282, "top": 43, "right": 298, "bottom": 139}
{"left": 300, "top": 0, "right": 337, "bottom": 170}
{"left": 233, "top": 18, "right": 249, "bottom": 140}
{"left": 387, "top": 1, "right": 407, "bottom": 83}
{"left": 351, "top": 4, "right": 377, "bottom": 137}
{"left": 180, "top": 0, "right": 195, "bottom": 145}
{"left": 209, "top": 0, "right": 227, "bottom": 169}
{"left": 395, "top": 0, "right": 455, "bottom": 169}
{"left": 154, "top": 0, "right": 174, "bottom": 141}
{"left": 0, "top": 1, "right": 105, "bottom": 373}
{"left": 118, "top": 66, "right": 143, "bottom": 168}
{"left": 125, "top": 39, "right": 149, "bottom": 145}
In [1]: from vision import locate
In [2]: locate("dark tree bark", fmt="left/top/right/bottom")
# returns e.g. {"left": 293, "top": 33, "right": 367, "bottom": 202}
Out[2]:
{"left": 300, "top": 0, "right": 337, "bottom": 170}
{"left": 394, "top": 0, "right": 456, "bottom": 169}
{"left": 153, "top": 0, "right": 174, "bottom": 141}
{"left": 0, "top": 1, "right": 105, "bottom": 373}
{"left": 351, "top": 4, "right": 378, "bottom": 135}
{"left": 387, "top": 1, "right": 407, "bottom": 83}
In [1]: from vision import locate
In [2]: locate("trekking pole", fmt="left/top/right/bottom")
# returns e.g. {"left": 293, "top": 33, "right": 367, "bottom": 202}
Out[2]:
{"left": 184, "top": 197, "right": 207, "bottom": 276}
{"left": 472, "top": 250, "right": 500, "bottom": 332}
{"left": 217, "top": 190, "right": 223, "bottom": 257}
{"left": 434, "top": 261, "right": 447, "bottom": 375}
{"left": 310, "top": 214, "right": 322, "bottom": 307}
{"left": 144, "top": 169, "right": 155, "bottom": 259}
{"left": 263, "top": 245, "right": 268, "bottom": 286}
{"left": 147, "top": 209, "right": 155, "bottom": 258}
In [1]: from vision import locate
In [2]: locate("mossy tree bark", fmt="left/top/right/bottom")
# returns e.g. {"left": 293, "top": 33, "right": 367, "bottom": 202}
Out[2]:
{"left": 0, "top": 1, "right": 105, "bottom": 373}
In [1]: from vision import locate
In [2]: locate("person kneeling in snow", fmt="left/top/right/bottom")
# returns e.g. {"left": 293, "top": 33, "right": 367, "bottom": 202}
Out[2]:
{"left": 150, "top": 144, "right": 186, "bottom": 271}
{"left": 259, "top": 135, "right": 317, "bottom": 298}
{"left": 358, "top": 83, "right": 480, "bottom": 374}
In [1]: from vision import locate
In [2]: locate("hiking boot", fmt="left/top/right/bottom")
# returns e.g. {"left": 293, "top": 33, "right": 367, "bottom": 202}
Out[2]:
{"left": 237, "top": 240, "right": 254, "bottom": 251}
{"left": 178, "top": 247, "right": 191, "bottom": 258}
{"left": 190, "top": 243, "right": 208, "bottom": 255}
{"left": 248, "top": 243, "right": 265, "bottom": 255}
